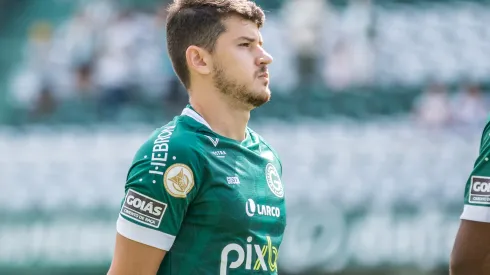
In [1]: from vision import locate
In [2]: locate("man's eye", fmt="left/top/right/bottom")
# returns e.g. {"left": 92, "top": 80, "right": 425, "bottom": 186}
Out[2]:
{"left": 239, "top": 43, "right": 251, "bottom": 47}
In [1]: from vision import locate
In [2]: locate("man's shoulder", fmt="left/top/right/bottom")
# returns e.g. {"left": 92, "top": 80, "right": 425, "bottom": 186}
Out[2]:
{"left": 479, "top": 118, "right": 490, "bottom": 152}
{"left": 135, "top": 117, "right": 205, "bottom": 162}
{"left": 248, "top": 127, "right": 282, "bottom": 162}
{"left": 248, "top": 127, "right": 276, "bottom": 149}
{"left": 482, "top": 117, "right": 490, "bottom": 135}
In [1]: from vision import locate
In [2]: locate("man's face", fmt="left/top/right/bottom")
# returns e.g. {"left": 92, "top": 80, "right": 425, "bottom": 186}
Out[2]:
{"left": 211, "top": 15, "right": 273, "bottom": 109}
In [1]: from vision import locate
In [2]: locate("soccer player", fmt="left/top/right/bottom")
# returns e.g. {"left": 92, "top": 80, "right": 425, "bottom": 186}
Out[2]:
{"left": 107, "top": 0, "right": 287, "bottom": 274}
{"left": 451, "top": 122, "right": 490, "bottom": 274}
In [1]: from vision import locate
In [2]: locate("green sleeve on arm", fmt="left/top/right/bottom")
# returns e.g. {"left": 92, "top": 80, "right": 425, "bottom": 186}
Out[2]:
{"left": 461, "top": 123, "right": 490, "bottom": 222}
{"left": 116, "top": 126, "right": 204, "bottom": 250}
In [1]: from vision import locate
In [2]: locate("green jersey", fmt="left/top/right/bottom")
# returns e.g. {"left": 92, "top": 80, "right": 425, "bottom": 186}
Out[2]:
{"left": 461, "top": 120, "right": 490, "bottom": 222}
{"left": 116, "top": 105, "right": 287, "bottom": 275}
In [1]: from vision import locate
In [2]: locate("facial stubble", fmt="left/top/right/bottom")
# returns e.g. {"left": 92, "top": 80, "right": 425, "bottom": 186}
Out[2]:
{"left": 212, "top": 62, "right": 270, "bottom": 109}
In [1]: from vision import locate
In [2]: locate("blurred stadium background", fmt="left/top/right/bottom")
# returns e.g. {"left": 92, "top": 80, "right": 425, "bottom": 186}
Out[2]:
{"left": 1, "top": 0, "right": 489, "bottom": 274}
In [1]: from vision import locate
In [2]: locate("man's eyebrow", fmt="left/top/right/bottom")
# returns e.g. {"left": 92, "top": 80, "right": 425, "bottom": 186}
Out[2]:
{"left": 235, "top": 36, "right": 263, "bottom": 45}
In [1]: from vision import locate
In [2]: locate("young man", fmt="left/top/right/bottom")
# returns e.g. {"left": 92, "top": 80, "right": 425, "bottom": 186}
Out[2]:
{"left": 451, "top": 120, "right": 490, "bottom": 274}
{"left": 107, "top": 0, "right": 287, "bottom": 274}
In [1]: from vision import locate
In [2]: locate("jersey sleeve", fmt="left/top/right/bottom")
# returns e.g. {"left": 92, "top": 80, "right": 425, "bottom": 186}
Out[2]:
{"left": 116, "top": 127, "right": 204, "bottom": 251}
{"left": 460, "top": 123, "right": 490, "bottom": 222}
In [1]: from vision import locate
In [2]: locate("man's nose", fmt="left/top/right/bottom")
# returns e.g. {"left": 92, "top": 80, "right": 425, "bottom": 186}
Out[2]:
{"left": 257, "top": 50, "right": 273, "bottom": 66}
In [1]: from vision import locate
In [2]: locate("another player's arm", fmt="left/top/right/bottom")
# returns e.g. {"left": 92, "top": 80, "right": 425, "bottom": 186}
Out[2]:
{"left": 450, "top": 220, "right": 490, "bottom": 275}
{"left": 108, "top": 132, "right": 203, "bottom": 275}
{"left": 451, "top": 126, "right": 490, "bottom": 275}
{"left": 108, "top": 234, "right": 166, "bottom": 275}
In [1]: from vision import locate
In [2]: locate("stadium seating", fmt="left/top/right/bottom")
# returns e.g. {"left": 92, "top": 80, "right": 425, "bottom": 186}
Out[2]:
{"left": 1, "top": 1, "right": 489, "bottom": 274}
{"left": 0, "top": 121, "right": 477, "bottom": 212}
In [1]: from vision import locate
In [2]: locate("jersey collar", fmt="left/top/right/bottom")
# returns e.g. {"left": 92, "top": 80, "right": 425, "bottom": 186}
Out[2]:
{"left": 182, "top": 104, "right": 254, "bottom": 145}
{"left": 181, "top": 105, "right": 213, "bottom": 130}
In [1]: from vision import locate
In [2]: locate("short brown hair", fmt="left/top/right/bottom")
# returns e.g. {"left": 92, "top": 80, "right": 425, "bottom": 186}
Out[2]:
{"left": 166, "top": 0, "right": 265, "bottom": 89}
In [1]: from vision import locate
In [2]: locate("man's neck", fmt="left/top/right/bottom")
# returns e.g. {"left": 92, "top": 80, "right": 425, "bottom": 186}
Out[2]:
{"left": 189, "top": 95, "right": 250, "bottom": 142}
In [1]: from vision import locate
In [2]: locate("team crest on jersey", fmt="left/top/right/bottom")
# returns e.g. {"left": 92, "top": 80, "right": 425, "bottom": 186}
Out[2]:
{"left": 164, "top": 163, "right": 194, "bottom": 198}
{"left": 265, "top": 163, "right": 284, "bottom": 198}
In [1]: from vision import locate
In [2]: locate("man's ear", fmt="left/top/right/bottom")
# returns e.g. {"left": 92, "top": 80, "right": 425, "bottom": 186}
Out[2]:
{"left": 186, "top": 46, "right": 212, "bottom": 75}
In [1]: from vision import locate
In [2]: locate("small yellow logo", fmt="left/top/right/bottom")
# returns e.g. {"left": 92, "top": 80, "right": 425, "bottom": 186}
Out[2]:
{"left": 164, "top": 163, "right": 194, "bottom": 198}
{"left": 254, "top": 236, "right": 278, "bottom": 272}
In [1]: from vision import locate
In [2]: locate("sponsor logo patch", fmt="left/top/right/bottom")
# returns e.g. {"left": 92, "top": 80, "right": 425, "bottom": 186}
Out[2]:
{"left": 469, "top": 176, "right": 490, "bottom": 204}
{"left": 246, "top": 198, "right": 280, "bottom": 218}
{"left": 164, "top": 163, "right": 194, "bottom": 198}
{"left": 220, "top": 236, "right": 278, "bottom": 273}
{"left": 120, "top": 189, "right": 167, "bottom": 228}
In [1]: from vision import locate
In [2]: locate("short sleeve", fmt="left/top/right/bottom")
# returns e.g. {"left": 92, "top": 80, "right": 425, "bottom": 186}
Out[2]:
{"left": 116, "top": 126, "right": 203, "bottom": 251}
{"left": 461, "top": 123, "right": 490, "bottom": 222}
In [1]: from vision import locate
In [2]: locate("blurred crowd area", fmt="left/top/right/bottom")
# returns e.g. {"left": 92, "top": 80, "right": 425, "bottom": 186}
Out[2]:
{"left": 1, "top": 0, "right": 490, "bottom": 128}
{"left": 2, "top": 0, "right": 490, "bottom": 275}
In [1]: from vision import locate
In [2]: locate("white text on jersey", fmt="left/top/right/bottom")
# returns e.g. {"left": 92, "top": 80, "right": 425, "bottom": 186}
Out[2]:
{"left": 149, "top": 125, "right": 176, "bottom": 176}
{"left": 227, "top": 176, "right": 240, "bottom": 185}
{"left": 212, "top": 151, "right": 227, "bottom": 158}
{"left": 246, "top": 199, "right": 280, "bottom": 218}
{"left": 220, "top": 236, "right": 278, "bottom": 274}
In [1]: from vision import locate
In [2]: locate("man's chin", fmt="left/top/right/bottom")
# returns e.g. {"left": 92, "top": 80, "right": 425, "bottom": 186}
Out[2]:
{"left": 257, "top": 85, "right": 271, "bottom": 97}
{"left": 248, "top": 91, "right": 271, "bottom": 108}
